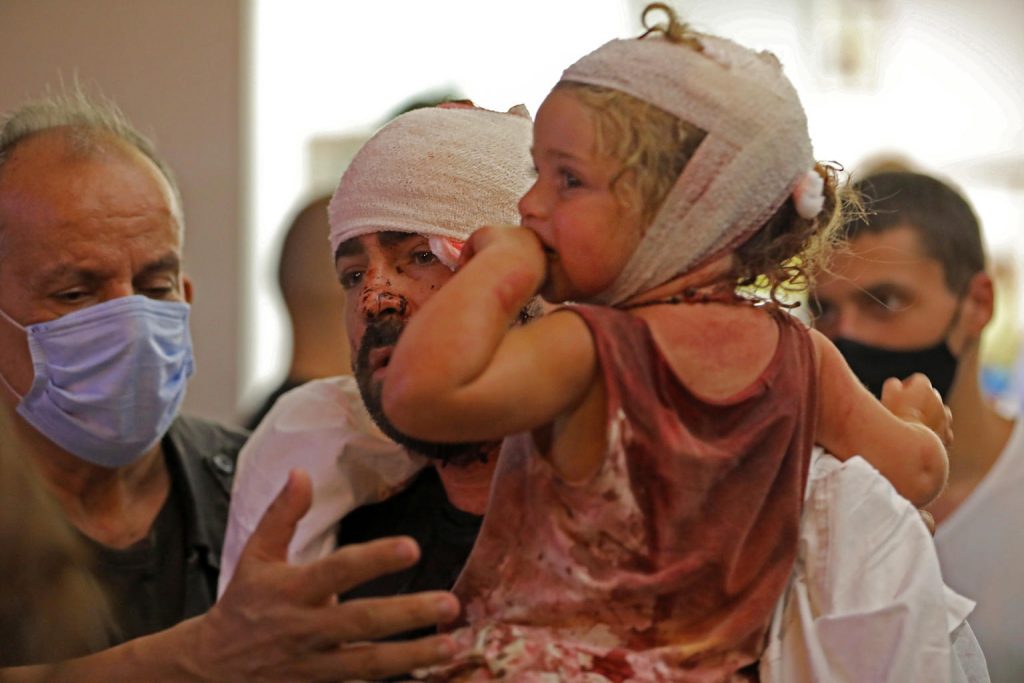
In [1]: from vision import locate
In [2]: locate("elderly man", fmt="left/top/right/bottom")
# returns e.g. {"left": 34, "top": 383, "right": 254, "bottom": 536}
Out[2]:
{"left": 220, "top": 103, "right": 536, "bottom": 614}
{"left": 811, "top": 170, "right": 1021, "bottom": 682}
{"left": 0, "top": 91, "right": 458, "bottom": 680}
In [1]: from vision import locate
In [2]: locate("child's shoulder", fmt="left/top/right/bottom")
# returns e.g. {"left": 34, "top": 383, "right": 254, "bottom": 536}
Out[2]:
{"left": 636, "top": 302, "right": 786, "bottom": 400}
{"left": 635, "top": 299, "right": 779, "bottom": 342}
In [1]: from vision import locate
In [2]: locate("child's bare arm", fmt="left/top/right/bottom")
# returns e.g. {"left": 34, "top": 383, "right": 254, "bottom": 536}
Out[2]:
{"left": 812, "top": 329, "right": 950, "bottom": 507}
{"left": 382, "top": 226, "right": 597, "bottom": 442}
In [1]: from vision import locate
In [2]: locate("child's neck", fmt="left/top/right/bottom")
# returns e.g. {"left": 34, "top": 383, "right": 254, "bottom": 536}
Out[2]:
{"left": 619, "top": 254, "right": 734, "bottom": 309}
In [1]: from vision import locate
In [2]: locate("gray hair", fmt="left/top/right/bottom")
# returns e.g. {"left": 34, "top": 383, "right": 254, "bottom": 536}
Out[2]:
{"left": 0, "top": 87, "right": 184, "bottom": 225}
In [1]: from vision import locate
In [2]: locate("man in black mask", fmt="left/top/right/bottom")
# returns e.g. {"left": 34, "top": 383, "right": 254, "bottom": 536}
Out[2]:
{"left": 810, "top": 170, "right": 1022, "bottom": 682}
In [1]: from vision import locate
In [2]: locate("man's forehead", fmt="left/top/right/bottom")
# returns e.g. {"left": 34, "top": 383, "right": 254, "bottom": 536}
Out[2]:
{"left": 816, "top": 229, "right": 942, "bottom": 297}
{"left": 334, "top": 230, "right": 429, "bottom": 259}
{"left": 846, "top": 225, "right": 933, "bottom": 264}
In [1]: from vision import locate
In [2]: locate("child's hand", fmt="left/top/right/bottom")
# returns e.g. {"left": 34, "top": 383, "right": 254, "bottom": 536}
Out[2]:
{"left": 459, "top": 226, "right": 547, "bottom": 280}
{"left": 880, "top": 374, "right": 954, "bottom": 447}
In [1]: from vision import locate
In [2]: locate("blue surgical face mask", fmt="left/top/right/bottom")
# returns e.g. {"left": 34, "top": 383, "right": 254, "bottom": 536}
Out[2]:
{"left": 0, "top": 295, "right": 195, "bottom": 468}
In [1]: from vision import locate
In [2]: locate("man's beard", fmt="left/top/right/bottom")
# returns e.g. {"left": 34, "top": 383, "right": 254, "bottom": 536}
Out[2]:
{"left": 354, "top": 317, "right": 492, "bottom": 466}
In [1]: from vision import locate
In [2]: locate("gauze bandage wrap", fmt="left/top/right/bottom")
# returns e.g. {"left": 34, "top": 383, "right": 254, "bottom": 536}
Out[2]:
{"left": 328, "top": 106, "right": 535, "bottom": 258}
{"left": 561, "top": 34, "right": 816, "bottom": 305}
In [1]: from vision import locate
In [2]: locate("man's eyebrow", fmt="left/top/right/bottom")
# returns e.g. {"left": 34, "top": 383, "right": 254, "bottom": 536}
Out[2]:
{"left": 860, "top": 282, "right": 908, "bottom": 297}
{"left": 377, "top": 231, "right": 423, "bottom": 248}
{"left": 334, "top": 238, "right": 366, "bottom": 260}
{"left": 135, "top": 254, "right": 181, "bottom": 278}
{"left": 31, "top": 263, "right": 102, "bottom": 289}
{"left": 334, "top": 232, "right": 424, "bottom": 261}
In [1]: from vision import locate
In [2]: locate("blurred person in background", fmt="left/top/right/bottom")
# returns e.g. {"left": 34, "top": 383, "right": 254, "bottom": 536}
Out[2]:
{"left": 246, "top": 194, "right": 350, "bottom": 429}
{"left": 0, "top": 88, "right": 457, "bottom": 679}
{"left": 810, "top": 170, "right": 1022, "bottom": 682}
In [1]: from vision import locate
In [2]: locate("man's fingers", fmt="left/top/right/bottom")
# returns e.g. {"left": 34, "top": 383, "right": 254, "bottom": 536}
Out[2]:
{"left": 242, "top": 469, "right": 313, "bottom": 563}
{"left": 315, "top": 592, "right": 460, "bottom": 646}
{"left": 294, "top": 635, "right": 457, "bottom": 682}
{"left": 334, "top": 635, "right": 457, "bottom": 681}
{"left": 296, "top": 536, "right": 423, "bottom": 603}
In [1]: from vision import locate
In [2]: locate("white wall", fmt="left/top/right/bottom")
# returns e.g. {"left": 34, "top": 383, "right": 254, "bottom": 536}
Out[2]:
{"left": 0, "top": 0, "right": 245, "bottom": 426}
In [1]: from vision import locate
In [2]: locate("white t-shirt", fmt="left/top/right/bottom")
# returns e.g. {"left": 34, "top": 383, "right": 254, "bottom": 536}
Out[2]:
{"left": 936, "top": 419, "right": 1024, "bottom": 683}
{"left": 217, "top": 376, "right": 425, "bottom": 596}
{"left": 761, "top": 450, "right": 979, "bottom": 683}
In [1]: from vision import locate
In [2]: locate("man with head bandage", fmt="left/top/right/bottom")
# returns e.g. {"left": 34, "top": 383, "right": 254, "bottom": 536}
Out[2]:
{"left": 219, "top": 103, "right": 536, "bottom": 624}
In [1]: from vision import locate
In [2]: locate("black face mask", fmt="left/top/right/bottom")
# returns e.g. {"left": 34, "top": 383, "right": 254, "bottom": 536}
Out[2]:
{"left": 835, "top": 336, "right": 959, "bottom": 400}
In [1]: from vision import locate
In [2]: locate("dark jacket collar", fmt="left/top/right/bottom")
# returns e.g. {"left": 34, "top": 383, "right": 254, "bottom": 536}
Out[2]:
{"left": 163, "top": 415, "right": 248, "bottom": 570}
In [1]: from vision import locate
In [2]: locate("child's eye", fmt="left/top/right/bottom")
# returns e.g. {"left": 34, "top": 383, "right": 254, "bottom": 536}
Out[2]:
{"left": 560, "top": 169, "right": 582, "bottom": 189}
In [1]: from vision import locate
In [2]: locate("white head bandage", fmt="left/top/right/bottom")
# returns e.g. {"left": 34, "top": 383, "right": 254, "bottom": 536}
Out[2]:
{"left": 328, "top": 105, "right": 535, "bottom": 261}
{"left": 560, "top": 31, "right": 816, "bottom": 304}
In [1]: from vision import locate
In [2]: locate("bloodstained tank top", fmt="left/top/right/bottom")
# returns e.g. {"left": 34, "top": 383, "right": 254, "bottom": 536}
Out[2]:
{"left": 445, "top": 303, "right": 818, "bottom": 682}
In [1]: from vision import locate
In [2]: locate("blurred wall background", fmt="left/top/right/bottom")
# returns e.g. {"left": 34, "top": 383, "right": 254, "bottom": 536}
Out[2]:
{"left": 2, "top": 0, "right": 1021, "bottom": 425}
{"left": 0, "top": 0, "right": 246, "bottom": 426}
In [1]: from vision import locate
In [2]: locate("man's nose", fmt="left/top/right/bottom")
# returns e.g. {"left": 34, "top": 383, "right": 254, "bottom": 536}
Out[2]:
{"left": 365, "top": 291, "right": 405, "bottom": 318}
{"left": 359, "top": 276, "right": 409, "bottom": 320}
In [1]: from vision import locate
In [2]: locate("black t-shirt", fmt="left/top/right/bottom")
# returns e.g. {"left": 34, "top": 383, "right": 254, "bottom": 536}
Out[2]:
{"left": 72, "top": 415, "right": 246, "bottom": 650}
{"left": 83, "top": 474, "right": 188, "bottom": 643}
{"left": 337, "top": 465, "right": 482, "bottom": 640}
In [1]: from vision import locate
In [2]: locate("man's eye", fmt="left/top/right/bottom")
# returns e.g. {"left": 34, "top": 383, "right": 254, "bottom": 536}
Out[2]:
{"left": 871, "top": 292, "right": 909, "bottom": 313}
{"left": 339, "top": 271, "right": 364, "bottom": 289}
{"left": 139, "top": 282, "right": 176, "bottom": 298}
{"left": 411, "top": 250, "right": 438, "bottom": 265}
{"left": 54, "top": 290, "right": 89, "bottom": 303}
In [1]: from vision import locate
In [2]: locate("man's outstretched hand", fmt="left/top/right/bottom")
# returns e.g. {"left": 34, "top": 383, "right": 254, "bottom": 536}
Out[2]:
{"left": 192, "top": 469, "right": 459, "bottom": 682}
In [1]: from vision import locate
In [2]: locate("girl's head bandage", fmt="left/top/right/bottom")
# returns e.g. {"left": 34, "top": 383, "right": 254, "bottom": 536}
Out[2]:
{"left": 328, "top": 106, "right": 534, "bottom": 259}
{"left": 560, "top": 21, "right": 817, "bottom": 304}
